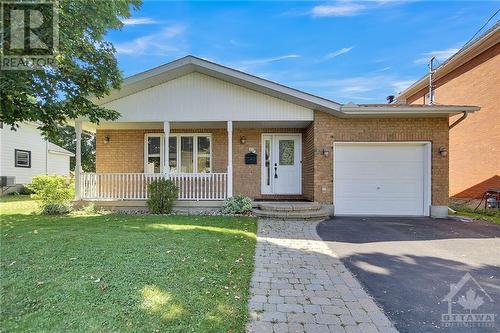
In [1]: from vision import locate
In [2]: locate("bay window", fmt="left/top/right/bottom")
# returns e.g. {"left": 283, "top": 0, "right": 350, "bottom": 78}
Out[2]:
{"left": 145, "top": 133, "right": 212, "bottom": 173}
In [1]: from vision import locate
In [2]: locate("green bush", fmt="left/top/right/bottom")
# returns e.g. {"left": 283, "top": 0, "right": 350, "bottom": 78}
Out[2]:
{"left": 42, "top": 203, "right": 71, "bottom": 215}
{"left": 26, "top": 175, "right": 74, "bottom": 214}
{"left": 19, "top": 185, "right": 34, "bottom": 195}
{"left": 147, "top": 179, "right": 178, "bottom": 214}
{"left": 222, "top": 195, "right": 253, "bottom": 214}
{"left": 82, "top": 203, "right": 98, "bottom": 214}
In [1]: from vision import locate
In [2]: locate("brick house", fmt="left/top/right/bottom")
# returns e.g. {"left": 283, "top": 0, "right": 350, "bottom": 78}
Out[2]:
{"left": 73, "top": 56, "right": 479, "bottom": 217}
{"left": 398, "top": 23, "right": 499, "bottom": 201}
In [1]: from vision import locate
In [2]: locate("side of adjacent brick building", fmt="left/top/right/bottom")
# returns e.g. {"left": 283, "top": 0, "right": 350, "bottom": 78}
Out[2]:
{"left": 405, "top": 42, "right": 500, "bottom": 199}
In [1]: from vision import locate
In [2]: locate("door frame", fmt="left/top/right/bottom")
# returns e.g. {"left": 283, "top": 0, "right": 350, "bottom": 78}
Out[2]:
{"left": 333, "top": 141, "right": 432, "bottom": 216}
{"left": 261, "top": 133, "right": 302, "bottom": 195}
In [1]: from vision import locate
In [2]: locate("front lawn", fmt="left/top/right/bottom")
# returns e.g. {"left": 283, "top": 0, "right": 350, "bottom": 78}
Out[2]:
{"left": 0, "top": 196, "right": 257, "bottom": 332}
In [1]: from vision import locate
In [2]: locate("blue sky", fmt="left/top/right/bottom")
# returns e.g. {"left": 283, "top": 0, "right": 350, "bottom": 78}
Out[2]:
{"left": 108, "top": 1, "right": 499, "bottom": 103}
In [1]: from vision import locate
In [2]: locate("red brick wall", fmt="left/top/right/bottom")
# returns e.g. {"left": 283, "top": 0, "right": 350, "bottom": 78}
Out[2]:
{"left": 406, "top": 43, "right": 500, "bottom": 198}
{"left": 96, "top": 127, "right": 311, "bottom": 200}
{"left": 312, "top": 111, "right": 450, "bottom": 205}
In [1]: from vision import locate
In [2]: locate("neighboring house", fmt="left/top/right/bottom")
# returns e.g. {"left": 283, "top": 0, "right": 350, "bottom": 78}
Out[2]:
{"left": 73, "top": 56, "right": 479, "bottom": 217}
{"left": 398, "top": 23, "right": 499, "bottom": 201}
{"left": 0, "top": 122, "right": 74, "bottom": 193}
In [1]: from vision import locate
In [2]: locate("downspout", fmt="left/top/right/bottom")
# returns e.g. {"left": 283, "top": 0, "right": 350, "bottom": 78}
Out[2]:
{"left": 449, "top": 111, "right": 468, "bottom": 129}
{"left": 447, "top": 111, "right": 468, "bottom": 217}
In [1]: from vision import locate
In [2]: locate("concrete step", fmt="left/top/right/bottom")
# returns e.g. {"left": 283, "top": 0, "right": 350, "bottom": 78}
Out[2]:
{"left": 252, "top": 207, "right": 331, "bottom": 220}
{"left": 257, "top": 202, "right": 322, "bottom": 212}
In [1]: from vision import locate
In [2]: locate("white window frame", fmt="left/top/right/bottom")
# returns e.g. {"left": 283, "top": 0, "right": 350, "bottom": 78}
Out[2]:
{"left": 144, "top": 133, "right": 164, "bottom": 173}
{"left": 144, "top": 133, "right": 212, "bottom": 174}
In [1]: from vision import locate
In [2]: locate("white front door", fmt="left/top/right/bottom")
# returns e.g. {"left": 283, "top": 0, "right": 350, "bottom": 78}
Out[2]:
{"left": 261, "top": 134, "right": 301, "bottom": 194}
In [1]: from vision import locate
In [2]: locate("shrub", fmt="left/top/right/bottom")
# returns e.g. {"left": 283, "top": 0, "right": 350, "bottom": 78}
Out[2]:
{"left": 147, "top": 179, "right": 178, "bottom": 214}
{"left": 42, "top": 203, "right": 71, "bottom": 215}
{"left": 82, "top": 203, "right": 98, "bottom": 214}
{"left": 26, "top": 175, "right": 74, "bottom": 214}
{"left": 222, "top": 195, "right": 253, "bottom": 214}
{"left": 19, "top": 185, "right": 34, "bottom": 195}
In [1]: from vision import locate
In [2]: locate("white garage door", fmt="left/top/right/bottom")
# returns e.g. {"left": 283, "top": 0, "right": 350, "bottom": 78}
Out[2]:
{"left": 334, "top": 143, "right": 429, "bottom": 216}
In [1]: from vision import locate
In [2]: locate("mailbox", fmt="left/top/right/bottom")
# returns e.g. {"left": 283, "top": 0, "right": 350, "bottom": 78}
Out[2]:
{"left": 244, "top": 152, "right": 257, "bottom": 165}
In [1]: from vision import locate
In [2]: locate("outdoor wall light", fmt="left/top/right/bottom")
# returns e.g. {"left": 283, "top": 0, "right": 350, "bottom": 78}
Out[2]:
{"left": 240, "top": 136, "right": 247, "bottom": 144}
{"left": 103, "top": 136, "right": 110, "bottom": 144}
{"left": 439, "top": 147, "right": 448, "bottom": 157}
{"left": 322, "top": 148, "right": 330, "bottom": 157}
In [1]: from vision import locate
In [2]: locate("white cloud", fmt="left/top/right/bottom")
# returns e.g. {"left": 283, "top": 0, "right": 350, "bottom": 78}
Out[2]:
{"left": 374, "top": 66, "right": 392, "bottom": 72}
{"left": 325, "top": 46, "right": 354, "bottom": 60}
{"left": 114, "top": 25, "right": 186, "bottom": 56}
{"left": 391, "top": 80, "right": 416, "bottom": 93}
{"left": 311, "top": 3, "right": 365, "bottom": 17}
{"left": 121, "top": 17, "right": 160, "bottom": 26}
{"left": 229, "top": 39, "right": 251, "bottom": 48}
{"left": 240, "top": 54, "right": 300, "bottom": 66}
{"left": 292, "top": 74, "right": 417, "bottom": 102}
{"left": 413, "top": 47, "right": 460, "bottom": 64}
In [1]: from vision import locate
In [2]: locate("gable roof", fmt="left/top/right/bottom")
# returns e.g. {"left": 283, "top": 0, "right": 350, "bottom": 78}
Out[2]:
{"left": 95, "top": 55, "right": 343, "bottom": 115}
{"left": 79, "top": 55, "right": 480, "bottom": 130}
{"left": 398, "top": 21, "right": 500, "bottom": 100}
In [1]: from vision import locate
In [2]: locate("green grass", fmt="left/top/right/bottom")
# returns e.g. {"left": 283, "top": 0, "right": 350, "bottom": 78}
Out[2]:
{"left": 453, "top": 209, "right": 500, "bottom": 224}
{"left": 1, "top": 196, "right": 257, "bottom": 332}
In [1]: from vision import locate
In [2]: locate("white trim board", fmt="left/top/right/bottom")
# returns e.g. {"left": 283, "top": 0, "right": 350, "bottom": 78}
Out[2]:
{"left": 144, "top": 133, "right": 213, "bottom": 174}
{"left": 261, "top": 133, "right": 302, "bottom": 195}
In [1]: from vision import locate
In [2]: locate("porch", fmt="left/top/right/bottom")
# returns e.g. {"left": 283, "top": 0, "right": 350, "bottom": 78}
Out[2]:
{"left": 80, "top": 172, "right": 228, "bottom": 201}
{"left": 74, "top": 120, "right": 313, "bottom": 203}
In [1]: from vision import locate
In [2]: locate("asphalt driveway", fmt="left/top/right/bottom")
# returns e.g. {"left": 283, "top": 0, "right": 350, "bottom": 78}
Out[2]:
{"left": 317, "top": 216, "right": 500, "bottom": 333}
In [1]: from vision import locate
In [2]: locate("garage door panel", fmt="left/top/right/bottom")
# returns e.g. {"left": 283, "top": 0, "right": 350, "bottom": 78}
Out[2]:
{"left": 335, "top": 180, "right": 423, "bottom": 197}
{"left": 336, "top": 145, "right": 425, "bottom": 162}
{"left": 334, "top": 144, "right": 427, "bottom": 216}
{"left": 336, "top": 161, "right": 424, "bottom": 179}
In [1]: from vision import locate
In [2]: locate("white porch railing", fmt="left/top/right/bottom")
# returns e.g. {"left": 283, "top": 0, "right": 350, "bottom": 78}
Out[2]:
{"left": 80, "top": 173, "right": 227, "bottom": 201}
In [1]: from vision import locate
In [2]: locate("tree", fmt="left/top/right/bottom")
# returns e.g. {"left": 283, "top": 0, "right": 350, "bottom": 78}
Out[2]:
{"left": 0, "top": 0, "right": 141, "bottom": 137}
{"left": 49, "top": 126, "right": 96, "bottom": 172}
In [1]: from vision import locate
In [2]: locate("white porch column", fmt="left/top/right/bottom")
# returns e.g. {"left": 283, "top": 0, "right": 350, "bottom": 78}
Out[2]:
{"left": 227, "top": 120, "right": 233, "bottom": 198}
{"left": 74, "top": 119, "right": 82, "bottom": 200}
{"left": 163, "top": 121, "right": 170, "bottom": 176}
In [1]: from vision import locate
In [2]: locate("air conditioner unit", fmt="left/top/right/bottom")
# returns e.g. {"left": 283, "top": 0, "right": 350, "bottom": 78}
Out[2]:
{"left": 0, "top": 176, "right": 16, "bottom": 187}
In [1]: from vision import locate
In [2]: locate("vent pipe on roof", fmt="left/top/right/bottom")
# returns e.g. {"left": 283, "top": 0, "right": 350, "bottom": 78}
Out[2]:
{"left": 428, "top": 57, "right": 436, "bottom": 105}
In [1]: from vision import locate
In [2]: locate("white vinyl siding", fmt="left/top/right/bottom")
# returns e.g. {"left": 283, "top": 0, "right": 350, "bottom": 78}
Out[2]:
{"left": 0, "top": 123, "right": 72, "bottom": 185}
{"left": 47, "top": 153, "right": 71, "bottom": 177}
{"left": 103, "top": 72, "right": 314, "bottom": 122}
{"left": 0, "top": 124, "right": 48, "bottom": 184}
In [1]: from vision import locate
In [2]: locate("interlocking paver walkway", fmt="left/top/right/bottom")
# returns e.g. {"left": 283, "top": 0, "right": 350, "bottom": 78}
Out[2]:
{"left": 246, "top": 219, "right": 398, "bottom": 333}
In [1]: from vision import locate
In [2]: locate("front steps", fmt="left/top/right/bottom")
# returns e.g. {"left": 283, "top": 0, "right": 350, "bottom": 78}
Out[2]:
{"left": 252, "top": 202, "right": 331, "bottom": 220}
